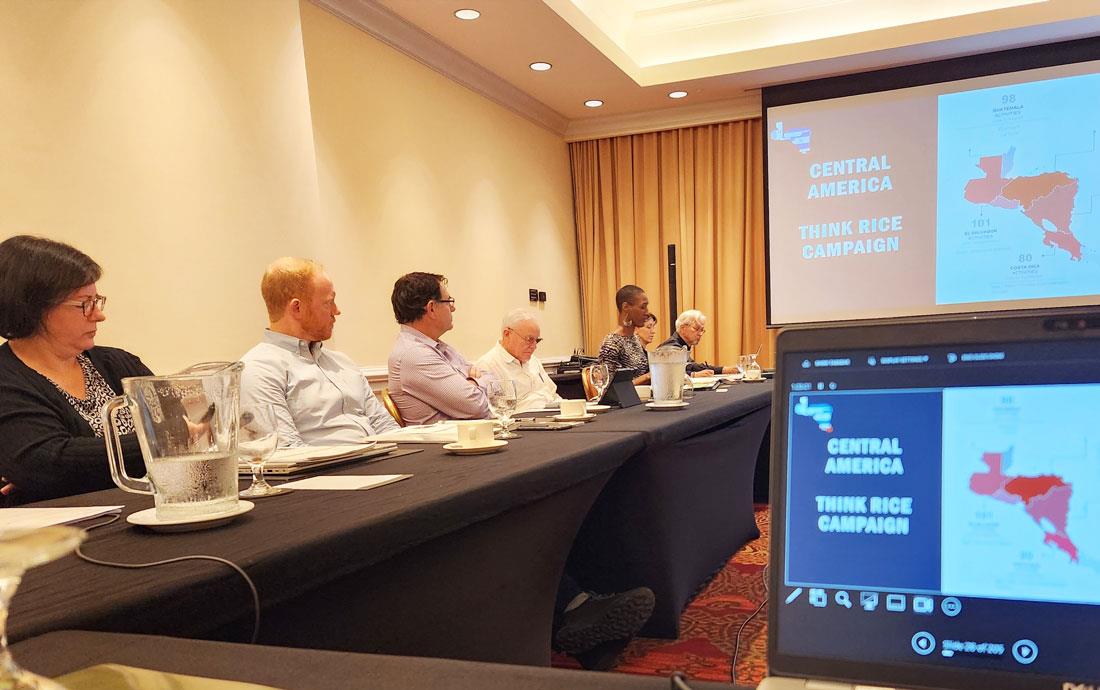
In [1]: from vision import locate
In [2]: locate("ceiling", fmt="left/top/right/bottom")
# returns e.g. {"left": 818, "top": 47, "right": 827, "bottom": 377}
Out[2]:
{"left": 314, "top": 0, "right": 1100, "bottom": 140}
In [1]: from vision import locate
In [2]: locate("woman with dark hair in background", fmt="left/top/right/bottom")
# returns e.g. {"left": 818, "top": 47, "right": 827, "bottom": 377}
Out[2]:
{"left": 0, "top": 235, "right": 150, "bottom": 505}
{"left": 634, "top": 313, "right": 657, "bottom": 349}
{"left": 596, "top": 284, "right": 652, "bottom": 385}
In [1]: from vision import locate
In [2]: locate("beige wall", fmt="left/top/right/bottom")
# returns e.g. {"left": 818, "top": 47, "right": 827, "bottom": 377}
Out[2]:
{"left": 0, "top": 0, "right": 322, "bottom": 374}
{"left": 0, "top": 0, "right": 581, "bottom": 373}
{"left": 299, "top": 2, "right": 580, "bottom": 365}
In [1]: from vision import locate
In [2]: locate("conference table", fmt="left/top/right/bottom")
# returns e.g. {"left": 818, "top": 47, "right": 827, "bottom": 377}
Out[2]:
{"left": 9, "top": 432, "right": 644, "bottom": 666}
{"left": 13, "top": 631, "right": 748, "bottom": 690}
{"left": 9, "top": 382, "right": 772, "bottom": 666}
{"left": 556, "top": 382, "right": 773, "bottom": 637}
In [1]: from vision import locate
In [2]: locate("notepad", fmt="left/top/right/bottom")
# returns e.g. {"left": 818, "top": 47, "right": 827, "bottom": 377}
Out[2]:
{"left": 0, "top": 506, "right": 124, "bottom": 530}
{"left": 276, "top": 474, "right": 412, "bottom": 491}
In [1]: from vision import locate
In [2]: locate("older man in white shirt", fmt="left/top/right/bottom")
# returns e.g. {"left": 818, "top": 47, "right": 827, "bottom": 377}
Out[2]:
{"left": 240, "top": 257, "right": 399, "bottom": 446}
{"left": 476, "top": 309, "right": 561, "bottom": 412}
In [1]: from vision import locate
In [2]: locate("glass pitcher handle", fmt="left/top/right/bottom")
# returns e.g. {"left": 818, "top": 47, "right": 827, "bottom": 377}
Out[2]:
{"left": 101, "top": 395, "right": 152, "bottom": 495}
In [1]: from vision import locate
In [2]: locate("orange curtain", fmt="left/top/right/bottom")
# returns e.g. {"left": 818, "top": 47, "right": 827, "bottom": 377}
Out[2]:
{"left": 569, "top": 119, "right": 777, "bottom": 369}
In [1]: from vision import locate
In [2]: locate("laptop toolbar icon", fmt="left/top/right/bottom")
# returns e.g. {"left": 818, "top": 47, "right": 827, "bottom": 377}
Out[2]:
{"left": 859, "top": 592, "right": 879, "bottom": 611}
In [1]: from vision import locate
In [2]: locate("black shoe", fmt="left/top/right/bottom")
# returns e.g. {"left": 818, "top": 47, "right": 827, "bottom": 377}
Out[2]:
{"left": 554, "top": 586, "right": 655, "bottom": 655}
{"left": 573, "top": 637, "right": 631, "bottom": 671}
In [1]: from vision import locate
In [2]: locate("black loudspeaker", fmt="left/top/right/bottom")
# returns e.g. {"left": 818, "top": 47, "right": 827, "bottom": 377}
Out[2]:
{"left": 666, "top": 244, "right": 678, "bottom": 334}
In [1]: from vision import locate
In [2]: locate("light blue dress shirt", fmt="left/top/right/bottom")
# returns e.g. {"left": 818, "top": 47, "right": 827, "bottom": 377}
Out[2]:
{"left": 240, "top": 330, "right": 399, "bottom": 447}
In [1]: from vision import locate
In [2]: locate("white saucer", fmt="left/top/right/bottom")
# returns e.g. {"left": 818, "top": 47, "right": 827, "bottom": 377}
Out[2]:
{"left": 743, "top": 377, "right": 768, "bottom": 383}
{"left": 443, "top": 439, "right": 508, "bottom": 455}
{"left": 553, "top": 413, "right": 596, "bottom": 422}
{"left": 127, "top": 501, "right": 255, "bottom": 533}
{"left": 586, "top": 404, "right": 611, "bottom": 413}
{"left": 645, "top": 401, "right": 689, "bottom": 410}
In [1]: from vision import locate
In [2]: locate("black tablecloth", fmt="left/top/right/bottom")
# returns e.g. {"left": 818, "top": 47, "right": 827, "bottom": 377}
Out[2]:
{"left": 13, "top": 631, "right": 747, "bottom": 690}
{"left": 569, "top": 383, "right": 772, "bottom": 442}
{"left": 563, "top": 384, "right": 774, "bottom": 637}
{"left": 9, "top": 432, "right": 645, "bottom": 666}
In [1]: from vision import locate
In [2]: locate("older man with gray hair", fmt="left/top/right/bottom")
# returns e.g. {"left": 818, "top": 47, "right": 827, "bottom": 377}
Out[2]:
{"left": 658, "top": 309, "right": 733, "bottom": 376}
{"left": 476, "top": 308, "right": 562, "bottom": 412}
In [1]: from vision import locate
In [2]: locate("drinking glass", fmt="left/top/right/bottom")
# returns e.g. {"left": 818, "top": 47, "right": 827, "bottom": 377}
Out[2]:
{"left": 681, "top": 374, "right": 696, "bottom": 401}
{"left": 737, "top": 354, "right": 752, "bottom": 377}
{"left": 487, "top": 380, "right": 520, "bottom": 439}
{"left": 239, "top": 404, "right": 287, "bottom": 498}
{"left": 586, "top": 363, "right": 610, "bottom": 404}
{"left": 745, "top": 353, "right": 763, "bottom": 381}
{"left": 0, "top": 526, "right": 85, "bottom": 689}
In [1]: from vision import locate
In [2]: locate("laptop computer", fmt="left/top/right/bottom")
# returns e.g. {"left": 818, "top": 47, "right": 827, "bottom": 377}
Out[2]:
{"left": 764, "top": 309, "right": 1100, "bottom": 690}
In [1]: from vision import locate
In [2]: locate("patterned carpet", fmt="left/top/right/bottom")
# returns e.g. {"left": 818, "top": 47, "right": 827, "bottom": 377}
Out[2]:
{"left": 553, "top": 505, "right": 770, "bottom": 685}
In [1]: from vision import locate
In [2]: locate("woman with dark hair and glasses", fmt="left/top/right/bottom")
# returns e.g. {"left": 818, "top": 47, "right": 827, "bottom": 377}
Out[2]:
{"left": 595, "top": 284, "right": 653, "bottom": 385}
{"left": 0, "top": 235, "right": 151, "bottom": 505}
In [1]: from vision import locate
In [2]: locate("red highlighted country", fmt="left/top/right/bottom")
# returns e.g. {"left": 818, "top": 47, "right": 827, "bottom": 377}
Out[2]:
{"left": 963, "top": 154, "right": 1083, "bottom": 260}
{"left": 969, "top": 450, "right": 1079, "bottom": 562}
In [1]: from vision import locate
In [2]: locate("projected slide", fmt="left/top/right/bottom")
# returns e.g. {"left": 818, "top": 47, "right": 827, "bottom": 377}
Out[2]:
{"left": 767, "top": 93, "right": 938, "bottom": 324}
{"left": 937, "top": 73, "right": 1100, "bottom": 305}
{"left": 766, "top": 56, "right": 1100, "bottom": 324}
{"left": 940, "top": 385, "right": 1100, "bottom": 605}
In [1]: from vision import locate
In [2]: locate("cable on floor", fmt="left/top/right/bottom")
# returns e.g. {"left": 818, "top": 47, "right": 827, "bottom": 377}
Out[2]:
{"left": 730, "top": 563, "right": 768, "bottom": 685}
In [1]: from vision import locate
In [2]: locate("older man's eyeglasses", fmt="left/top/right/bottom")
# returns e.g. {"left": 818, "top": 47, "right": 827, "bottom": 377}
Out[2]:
{"left": 433, "top": 298, "right": 456, "bottom": 307}
{"left": 508, "top": 329, "right": 543, "bottom": 346}
{"left": 61, "top": 295, "right": 107, "bottom": 317}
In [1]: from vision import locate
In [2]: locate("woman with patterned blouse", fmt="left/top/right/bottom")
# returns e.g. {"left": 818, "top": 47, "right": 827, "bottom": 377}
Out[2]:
{"left": 596, "top": 284, "right": 653, "bottom": 385}
{"left": 0, "top": 236, "right": 151, "bottom": 506}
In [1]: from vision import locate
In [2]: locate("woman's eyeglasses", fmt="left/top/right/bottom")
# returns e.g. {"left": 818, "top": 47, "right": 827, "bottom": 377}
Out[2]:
{"left": 60, "top": 295, "right": 107, "bottom": 317}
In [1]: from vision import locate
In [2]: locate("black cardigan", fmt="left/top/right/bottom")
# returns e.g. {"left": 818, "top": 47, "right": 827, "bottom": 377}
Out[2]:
{"left": 0, "top": 343, "right": 152, "bottom": 506}
{"left": 657, "top": 332, "right": 725, "bottom": 375}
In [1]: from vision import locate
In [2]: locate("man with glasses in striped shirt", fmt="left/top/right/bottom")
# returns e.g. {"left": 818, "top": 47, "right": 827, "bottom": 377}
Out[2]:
{"left": 387, "top": 272, "right": 491, "bottom": 426}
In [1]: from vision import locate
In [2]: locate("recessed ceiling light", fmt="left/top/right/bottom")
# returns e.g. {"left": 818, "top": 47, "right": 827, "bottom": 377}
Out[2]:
{"left": 529, "top": 62, "right": 552, "bottom": 72}
{"left": 668, "top": 90, "right": 688, "bottom": 99}
{"left": 584, "top": 99, "right": 604, "bottom": 108}
{"left": 453, "top": 9, "right": 480, "bottom": 20}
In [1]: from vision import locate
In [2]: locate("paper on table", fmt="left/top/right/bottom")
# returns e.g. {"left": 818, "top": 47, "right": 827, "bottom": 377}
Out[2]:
{"left": 60, "top": 663, "right": 281, "bottom": 690}
{"left": 276, "top": 474, "right": 412, "bottom": 491}
{"left": 369, "top": 421, "right": 458, "bottom": 444}
{"left": 0, "top": 506, "right": 124, "bottom": 530}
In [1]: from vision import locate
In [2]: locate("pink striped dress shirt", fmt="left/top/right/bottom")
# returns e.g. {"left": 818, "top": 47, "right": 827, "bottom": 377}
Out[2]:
{"left": 387, "top": 325, "right": 492, "bottom": 425}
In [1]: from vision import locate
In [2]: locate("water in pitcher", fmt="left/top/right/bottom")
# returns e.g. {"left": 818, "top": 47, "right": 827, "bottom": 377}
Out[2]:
{"left": 145, "top": 452, "right": 239, "bottom": 519}
{"left": 648, "top": 347, "right": 688, "bottom": 402}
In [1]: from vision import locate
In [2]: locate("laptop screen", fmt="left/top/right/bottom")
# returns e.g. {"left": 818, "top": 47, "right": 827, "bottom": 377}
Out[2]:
{"left": 769, "top": 312, "right": 1100, "bottom": 690}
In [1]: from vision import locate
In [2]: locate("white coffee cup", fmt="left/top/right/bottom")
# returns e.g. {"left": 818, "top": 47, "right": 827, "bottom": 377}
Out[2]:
{"left": 455, "top": 420, "right": 496, "bottom": 447}
{"left": 744, "top": 369, "right": 763, "bottom": 381}
{"left": 559, "top": 399, "right": 588, "bottom": 418}
{"left": 635, "top": 385, "right": 652, "bottom": 401}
